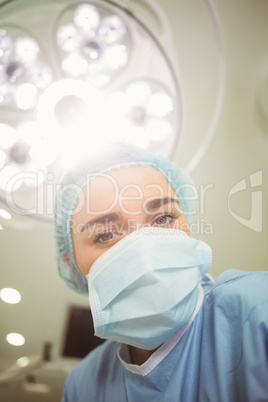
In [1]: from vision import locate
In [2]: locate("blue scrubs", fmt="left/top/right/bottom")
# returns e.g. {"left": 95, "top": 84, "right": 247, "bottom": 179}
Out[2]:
{"left": 62, "top": 270, "right": 268, "bottom": 401}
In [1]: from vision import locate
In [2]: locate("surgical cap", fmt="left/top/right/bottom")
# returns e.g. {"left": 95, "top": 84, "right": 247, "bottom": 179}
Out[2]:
{"left": 54, "top": 143, "right": 197, "bottom": 294}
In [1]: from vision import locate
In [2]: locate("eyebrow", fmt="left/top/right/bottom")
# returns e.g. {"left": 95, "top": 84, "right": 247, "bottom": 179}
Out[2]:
{"left": 144, "top": 197, "right": 180, "bottom": 211}
{"left": 81, "top": 212, "right": 122, "bottom": 233}
{"left": 80, "top": 198, "right": 179, "bottom": 233}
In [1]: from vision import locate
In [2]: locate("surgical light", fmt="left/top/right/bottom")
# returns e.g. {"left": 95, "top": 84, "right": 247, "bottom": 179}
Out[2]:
{"left": 0, "top": 0, "right": 182, "bottom": 221}
{"left": 105, "top": 79, "right": 175, "bottom": 146}
{"left": 0, "top": 27, "right": 52, "bottom": 108}
{"left": 56, "top": 2, "right": 129, "bottom": 84}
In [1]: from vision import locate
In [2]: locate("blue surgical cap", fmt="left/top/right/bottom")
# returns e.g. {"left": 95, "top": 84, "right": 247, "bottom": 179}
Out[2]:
{"left": 54, "top": 143, "right": 197, "bottom": 294}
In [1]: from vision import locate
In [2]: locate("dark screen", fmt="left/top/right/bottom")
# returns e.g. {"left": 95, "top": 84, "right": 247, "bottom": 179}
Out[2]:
{"left": 62, "top": 306, "right": 105, "bottom": 358}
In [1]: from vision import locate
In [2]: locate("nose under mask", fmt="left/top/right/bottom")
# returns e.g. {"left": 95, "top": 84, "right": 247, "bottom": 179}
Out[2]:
{"left": 86, "top": 227, "right": 212, "bottom": 350}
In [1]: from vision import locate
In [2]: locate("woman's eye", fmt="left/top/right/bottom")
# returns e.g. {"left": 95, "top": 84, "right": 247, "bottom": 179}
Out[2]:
{"left": 153, "top": 214, "right": 175, "bottom": 226}
{"left": 94, "top": 231, "right": 120, "bottom": 244}
{"left": 99, "top": 232, "right": 114, "bottom": 242}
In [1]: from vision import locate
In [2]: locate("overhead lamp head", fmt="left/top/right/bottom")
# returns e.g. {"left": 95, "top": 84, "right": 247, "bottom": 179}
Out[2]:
{"left": 0, "top": 0, "right": 181, "bottom": 220}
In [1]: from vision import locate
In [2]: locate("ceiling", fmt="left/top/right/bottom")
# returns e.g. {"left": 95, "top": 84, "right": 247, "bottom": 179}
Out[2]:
{"left": 0, "top": 0, "right": 268, "bottom": 400}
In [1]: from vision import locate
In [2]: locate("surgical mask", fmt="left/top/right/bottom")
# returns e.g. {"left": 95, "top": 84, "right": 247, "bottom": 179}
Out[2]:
{"left": 86, "top": 228, "right": 212, "bottom": 350}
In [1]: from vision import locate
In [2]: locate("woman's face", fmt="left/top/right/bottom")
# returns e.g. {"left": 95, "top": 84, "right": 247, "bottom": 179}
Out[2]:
{"left": 71, "top": 165, "right": 189, "bottom": 276}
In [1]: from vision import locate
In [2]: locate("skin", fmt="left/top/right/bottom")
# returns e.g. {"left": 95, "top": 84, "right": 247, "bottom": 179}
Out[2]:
{"left": 71, "top": 165, "right": 189, "bottom": 365}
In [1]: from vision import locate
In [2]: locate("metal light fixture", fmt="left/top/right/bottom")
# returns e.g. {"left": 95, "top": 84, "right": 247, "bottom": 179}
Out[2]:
{"left": 0, "top": 0, "right": 181, "bottom": 220}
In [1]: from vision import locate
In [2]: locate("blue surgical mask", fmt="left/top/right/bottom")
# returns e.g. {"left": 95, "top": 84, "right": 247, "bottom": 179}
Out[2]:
{"left": 86, "top": 228, "right": 212, "bottom": 350}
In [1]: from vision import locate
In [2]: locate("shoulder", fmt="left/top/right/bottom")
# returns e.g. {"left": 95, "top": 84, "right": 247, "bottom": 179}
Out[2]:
{"left": 204, "top": 269, "right": 268, "bottom": 321}
{"left": 63, "top": 340, "right": 120, "bottom": 401}
{"left": 200, "top": 271, "right": 268, "bottom": 400}
{"left": 213, "top": 269, "right": 268, "bottom": 298}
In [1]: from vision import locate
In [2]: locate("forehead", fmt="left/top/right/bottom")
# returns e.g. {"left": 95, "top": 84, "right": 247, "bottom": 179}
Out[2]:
{"left": 73, "top": 165, "right": 176, "bottom": 217}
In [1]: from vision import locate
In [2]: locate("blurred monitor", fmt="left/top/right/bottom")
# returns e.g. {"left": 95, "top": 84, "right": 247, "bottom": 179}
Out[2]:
{"left": 62, "top": 306, "right": 105, "bottom": 358}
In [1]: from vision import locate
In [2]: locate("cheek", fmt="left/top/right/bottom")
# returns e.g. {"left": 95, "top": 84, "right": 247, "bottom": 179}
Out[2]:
{"left": 72, "top": 239, "right": 99, "bottom": 277}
